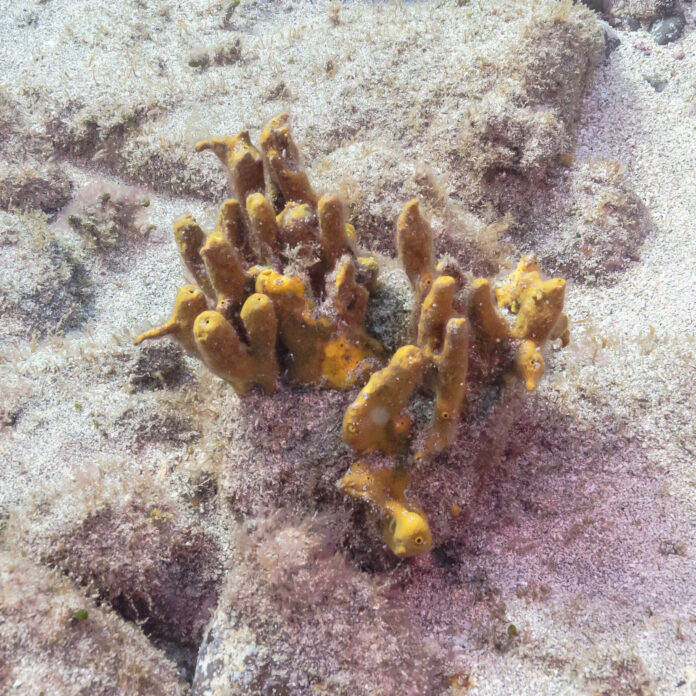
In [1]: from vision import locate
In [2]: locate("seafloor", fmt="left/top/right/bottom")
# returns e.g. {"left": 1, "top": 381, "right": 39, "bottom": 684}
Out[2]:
{"left": 1, "top": 0, "right": 695, "bottom": 694}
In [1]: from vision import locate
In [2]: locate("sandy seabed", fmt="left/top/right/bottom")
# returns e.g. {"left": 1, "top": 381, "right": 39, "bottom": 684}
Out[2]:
{"left": 1, "top": 1, "right": 695, "bottom": 694}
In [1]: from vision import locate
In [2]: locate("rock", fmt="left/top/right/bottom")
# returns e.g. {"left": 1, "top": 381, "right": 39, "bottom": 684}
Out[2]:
{"left": 650, "top": 15, "right": 685, "bottom": 44}
{"left": 122, "top": 406, "right": 202, "bottom": 446}
{"left": 264, "top": 80, "right": 292, "bottom": 101}
{"left": 309, "top": 139, "right": 417, "bottom": 254}
{"left": 0, "top": 211, "right": 92, "bottom": 343}
{"left": 116, "top": 132, "right": 228, "bottom": 201}
{"left": 188, "top": 49, "right": 211, "bottom": 68}
{"left": 192, "top": 515, "right": 445, "bottom": 696}
{"left": 188, "top": 41, "right": 241, "bottom": 68}
{"left": 511, "top": 5, "right": 604, "bottom": 125}
{"left": 212, "top": 38, "right": 242, "bottom": 65}
{"left": 0, "top": 552, "right": 188, "bottom": 695}
{"left": 457, "top": 1, "right": 604, "bottom": 214}
{"left": 644, "top": 73, "right": 668, "bottom": 91}
{"left": 543, "top": 158, "right": 651, "bottom": 285}
{"left": 129, "top": 342, "right": 193, "bottom": 392}
{"left": 618, "top": 15, "right": 642, "bottom": 29}
{"left": 64, "top": 181, "right": 154, "bottom": 259}
{"left": 600, "top": 20, "right": 622, "bottom": 58}
{"left": 0, "top": 160, "right": 72, "bottom": 214}
{"left": 460, "top": 86, "right": 568, "bottom": 185}
{"left": 46, "top": 496, "right": 222, "bottom": 648}
{"left": 580, "top": 0, "right": 606, "bottom": 11}
{"left": 0, "top": 378, "right": 33, "bottom": 428}
{"left": 0, "top": 93, "right": 74, "bottom": 215}
{"left": 654, "top": 0, "right": 677, "bottom": 12}
{"left": 43, "top": 98, "right": 227, "bottom": 201}
{"left": 365, "top": 263, "right": 412, "bottom": 353}
{"left": 216, "top": 386, "right": 350, "bottom": 520}
{"left": 606, "top": 0, "right": 676, "bottom": 20}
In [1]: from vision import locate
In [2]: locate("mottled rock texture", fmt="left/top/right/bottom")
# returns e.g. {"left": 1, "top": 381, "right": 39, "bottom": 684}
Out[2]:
{"left": 0, "top": 211, "right": 92, "bottom": 343}
{"left": 0, "top": 552, "right": 188, "bottom": 696}
{"left": 45, "top": 495, "right": 222, "bottom": 648}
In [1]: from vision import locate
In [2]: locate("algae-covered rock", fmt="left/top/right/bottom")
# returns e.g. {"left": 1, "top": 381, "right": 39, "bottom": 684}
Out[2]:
{"left": 192, "top": 515, "right": 444, "bottom": 696}
{"left": 44, "top": 98, "right": 227, "bottom": 202}
{"left": 46, "top": 496, "right": 222, "bottom": 648}
{"left": 606, "top": 0, "right": 678, "bottom": 20}
{"left": 0, "top": 211, "right": 92, "bottom": 343}
{"left": 543, "top": 158, "right": 651, "bottom": 285}
{"left": 0, "top": 160, "right": 72, "bottom": 214}
{"left": 650, "top": 14, "right": 685, "bottom": 44}
{"left": 0, "top": 92, "right": 74, "bottom": 215}
{"left": 0, "top": 552, "right": 188, "bottom": 696}
{"left": 128, "top": 341, "right": 194, "bottom": 393}
{"left": 459, "top": 0, "right": 603, "bottom": 209}
{"left": 64, "top": 182, "right": 154, "bottom": 257}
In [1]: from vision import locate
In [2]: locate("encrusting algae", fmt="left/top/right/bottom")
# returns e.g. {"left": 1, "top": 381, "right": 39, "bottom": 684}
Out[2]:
{"left": 134, "top": 114, "right": 570, "bottom": 557}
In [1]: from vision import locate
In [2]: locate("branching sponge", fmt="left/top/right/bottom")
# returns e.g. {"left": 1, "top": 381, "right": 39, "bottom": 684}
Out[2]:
{"left": 134, "top": 114, "right": 570, "bottom": 559}
{"left": 135, "top": 113, "right": 384, "bottom": 393}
